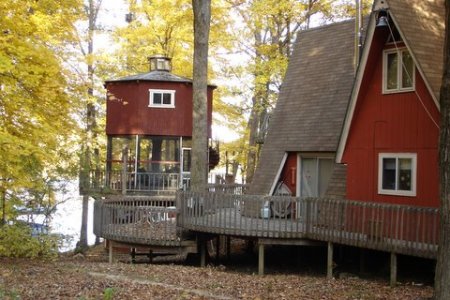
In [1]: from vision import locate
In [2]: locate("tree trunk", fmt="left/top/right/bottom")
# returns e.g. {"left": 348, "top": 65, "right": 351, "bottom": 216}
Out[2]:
{"left": 435, "top": 3, "right": 450, "bottom": 299}
{"left": 78, "top": 0, "right": 101, "bottom": 252}
{"left": 1, "top": 188, "right": 5, "bottom": 225}
{"left": 245, "top": 97, "right": 260, "bottom": 184}
{"left": 77, "top": 195, "right": 89, "bottom": 251}
{"left": 245, "top": 29, "right": 265, "bottom": 184}
{"left": 191, "top": 0, "right": 211, "bottom": 192}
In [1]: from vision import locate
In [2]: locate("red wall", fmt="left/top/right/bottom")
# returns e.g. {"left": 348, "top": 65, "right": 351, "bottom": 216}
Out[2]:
{"left": 105, "top": 80, "right": 214, "bottom": 137}
{"left": 279, "top": 152, "right": 297, "bottom": 195}
{"left": 341, "top": 29, "right": 440, "bottom": 208}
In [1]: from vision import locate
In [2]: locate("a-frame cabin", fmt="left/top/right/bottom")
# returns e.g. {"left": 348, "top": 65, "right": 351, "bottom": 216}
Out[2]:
{"left": 249, "top": 19, "right": 365, "bottom": 200}
{"left": 337, "top": 0, "right": 444, "bottom": 208}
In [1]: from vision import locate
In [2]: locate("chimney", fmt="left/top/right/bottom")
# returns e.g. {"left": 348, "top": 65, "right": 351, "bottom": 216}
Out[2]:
{"left": 148, "top": 55, "right": 172, "bottom": 72}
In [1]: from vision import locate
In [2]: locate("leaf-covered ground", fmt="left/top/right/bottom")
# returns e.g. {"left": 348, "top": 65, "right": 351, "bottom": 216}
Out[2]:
{"left": 0, "top": 244, "right": 435, "bottom": 299}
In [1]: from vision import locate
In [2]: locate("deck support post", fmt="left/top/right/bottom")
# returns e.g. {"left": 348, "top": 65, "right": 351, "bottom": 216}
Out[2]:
{"left": 359, "top": 248, "right": 366, "bottom": 274}
{"left": 200, "top": 239, "right": 206, "bottom": 267}
{"left": 148, "top": 250, "right": 153, "bottom": 263}
{"left": 327, "top": 242, "right": 333, "bottom": 279}
{"left": 390, "top": 252, "right": 397, "bottom": 287}
{"left": 216, "top": 236, "right": 221, "bottom": 263}
{"left": 108, "top": 240, "right": 113, "bottom": 264}
{"left": 130, "top": 248, "right": 136, "bottom": 264}
{"left": 226, "top": 236, "right": 231, "bottom": 261}
{"left": 258, "top": 243, "right": 265, "bottom": 275}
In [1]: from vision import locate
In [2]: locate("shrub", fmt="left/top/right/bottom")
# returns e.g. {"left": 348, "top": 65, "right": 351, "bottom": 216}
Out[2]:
{"left": 0, "top": 223, "right": 59, "bottom": 259}
{"left": 103, "top": 287, "right": 116, "bottom": 300}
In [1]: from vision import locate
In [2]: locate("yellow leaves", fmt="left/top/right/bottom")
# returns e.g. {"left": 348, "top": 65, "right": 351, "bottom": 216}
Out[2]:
{"left": 0, "top": 0, "right": 82, "bottom": 192}
{"left": 113, "top": 0, "right": 232, "bottom": 79}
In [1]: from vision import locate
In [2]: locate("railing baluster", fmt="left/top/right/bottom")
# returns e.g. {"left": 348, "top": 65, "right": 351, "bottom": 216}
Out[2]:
{"left": 432, "top": 209, "right": 438, "bottom": 248}
{"left": 380, "top": 203, "right": 385, "bottom": 249}
{"left": 360, "top": 203, "right": 366, "bottom": 248}
{"left": 417, "top": 209, "right": 422, "bottom": 252}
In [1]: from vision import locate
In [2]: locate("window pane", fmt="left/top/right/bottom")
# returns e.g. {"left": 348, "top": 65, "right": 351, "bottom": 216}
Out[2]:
{"left": 301, "top": 158, "right": 318, "bottom": 197}
{"left": 182, "top": 149, "right": 191, "bottom": 173}
{"left": 398, "top": 158, "right": 412, "bottom": 191}
{"left": 182, "top": 138, "right": 192, "bottom": 148}
{"left": 318, "top": 158, "right": 333, "bottom": 197}
{"left": 386, "top": 52, "right": 398, "bottom": 90}
{"left": 157, "top": 59, "right": 164, "bottom": 69}
{"left": 163, "top": 93, "right": 172, "bottom": 105}
{"left": 138, "top": 138, "right": 152, "bottom": 172}
{"left": 153, "top": 93, "right": 162, "bottom": 104}
{"left": 160, "top": 138, "right": 180, "bottom": 172}
{"left": 402, "top": 51, "right": 414, "bottom": 88}
{"left": 382, "top": 158, "right": 396, "bottom": 190}
{"left": 110, "top": 136, "right": 136, "bottom": 171}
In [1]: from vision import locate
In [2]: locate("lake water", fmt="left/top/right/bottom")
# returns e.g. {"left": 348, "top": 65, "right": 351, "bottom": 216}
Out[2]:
{"left": 49, "top": 182, "right": 96, "bottom": 252}
{"left": 52, "top": 196, "right": 96, "bottom": 252}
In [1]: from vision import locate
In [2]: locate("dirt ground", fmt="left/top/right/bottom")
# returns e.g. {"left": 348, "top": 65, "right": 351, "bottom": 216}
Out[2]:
{"left": 0, "top": 245, "right": 434, "bottom": 300}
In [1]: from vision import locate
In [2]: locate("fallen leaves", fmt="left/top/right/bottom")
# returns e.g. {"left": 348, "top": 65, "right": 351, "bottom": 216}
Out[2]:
{"left": 0, "top": 255, "right": 434, "bottom": 300}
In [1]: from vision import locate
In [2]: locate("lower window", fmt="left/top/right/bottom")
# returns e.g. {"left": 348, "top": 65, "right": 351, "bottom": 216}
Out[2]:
{"left": 378, "top": 153, "right": 416, "bottom": 196}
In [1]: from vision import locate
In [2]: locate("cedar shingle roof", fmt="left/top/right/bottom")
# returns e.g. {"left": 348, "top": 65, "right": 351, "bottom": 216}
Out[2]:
{"left": 106, "top": 70, "right": 193, "bottom": 83}
{"left": 388, "top": 0, "right": 444, "bottom": 101}
{"left": 249, "top": 19, "right": 360, "bottom": 195}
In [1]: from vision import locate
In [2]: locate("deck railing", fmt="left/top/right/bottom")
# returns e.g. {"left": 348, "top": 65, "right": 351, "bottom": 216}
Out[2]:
{"left": 207, "top": 183, "right": 248, "bottom": 195}
{"left": 93, "top": 191, "right": 439, "bottom": 258}
{"left": 94, "top": 196, "right": 180, "bottom": 246}
{"left": 177, "top": 192, "right": 439, "bottom": 258}
{"left": 81, "top": 170, "right": 186, "bottom": 194}
{"left": 177, "top": 192, "right": 302, "bottom": 238}
{"left": 82, "top": 169, "right": 248, "bottom": 195}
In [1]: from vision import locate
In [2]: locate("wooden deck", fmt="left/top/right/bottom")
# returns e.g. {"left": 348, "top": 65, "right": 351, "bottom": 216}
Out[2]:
{"left": 94, "top": 196, "right": 181, "bottom": 246}
{"left": 177, "top": 192, "right": 439, "bottom": 259}
{"left": 93, "top": 191, "right": 439, "bottom": 260}
{"left": 181, "top": 207, "right": 307, "bottom": 238}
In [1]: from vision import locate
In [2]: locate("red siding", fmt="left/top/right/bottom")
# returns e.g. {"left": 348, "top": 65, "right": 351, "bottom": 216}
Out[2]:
{"left": 341, "top": 30, "right": 440, "bottom": 208}
{"left": 105, "top": 80, "right": 213, "bottom": 137}
{"left": 279, "top": 153, "right": 297, "bottom": 195}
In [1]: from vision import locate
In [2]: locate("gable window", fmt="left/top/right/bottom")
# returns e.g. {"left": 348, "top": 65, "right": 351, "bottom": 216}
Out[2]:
{"left": 149, "top": 89, "right": 175, "bottom": 108}
{"left": 378, "top": 153, "right": 416, "bottom": 196}
{"left": 383, "top": 49, "right": 415, "bottom": 93}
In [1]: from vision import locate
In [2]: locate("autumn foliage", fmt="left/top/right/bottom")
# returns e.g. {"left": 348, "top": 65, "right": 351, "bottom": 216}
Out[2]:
{"left": 0, "top": 224, "right": 58, "bottom": 259}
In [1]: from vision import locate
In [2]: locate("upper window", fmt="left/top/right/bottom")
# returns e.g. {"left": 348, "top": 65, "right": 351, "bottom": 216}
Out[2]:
{"left": 378, "top": 153, "right": 417, "bottom": 197}
{"left": 149, "top": 89, "right": 175, "bottom": 108}
{"left": 383, "top": 49, "right": 415, "bottom": 93}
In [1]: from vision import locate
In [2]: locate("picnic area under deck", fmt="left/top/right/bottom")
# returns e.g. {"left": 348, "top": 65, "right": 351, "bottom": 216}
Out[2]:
{"left": 94, "top": 191, "right": 439, "bottom": 286}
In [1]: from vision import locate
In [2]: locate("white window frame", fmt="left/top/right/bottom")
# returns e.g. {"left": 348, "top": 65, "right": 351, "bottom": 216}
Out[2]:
{"left": 148, "top": 89, "right": 176, "bottom": 108}
{"left": 382, "top": 48, "right": 415, "bottom": 94}
{"left": 378, "top": 153, "right": 417, "bottom": 197}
